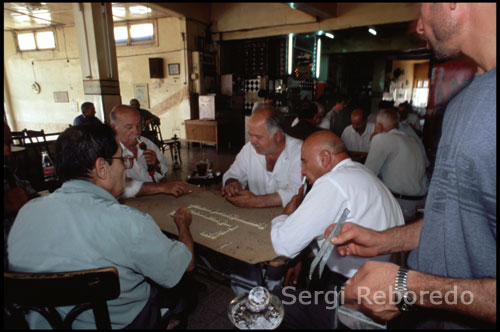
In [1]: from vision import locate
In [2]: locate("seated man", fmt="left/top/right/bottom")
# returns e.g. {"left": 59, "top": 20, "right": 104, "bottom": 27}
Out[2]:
{"left": 130, "top": 98, "right": 160, "bottom": 141}
{"left": 398, "top": 101, "right": 422, "bottom": 137}
{"left": 318, "top": 94, "right": 350, "bottom": 137}
{"left": 222, "top": 106, "right": 303, "bottom": 208}
{"left": 73, "top": 102, "right": 102, "bottom": 126}
{"left": 110, "top": 105, "right": 189, "bottom": 198}
{"left": 285, "top": 100, "right": 322, "bottom": 141}
{"left": 270, "top": 130, "right": 404, "bottom": 329}
{"left": 7, "top": 124, "right": 195, "bottom": 329}
{"left": 341, "top": 108, "right": 374, "bottom": 163}
{"left": 365, "top": 108, "right": 428, "bottom": 223}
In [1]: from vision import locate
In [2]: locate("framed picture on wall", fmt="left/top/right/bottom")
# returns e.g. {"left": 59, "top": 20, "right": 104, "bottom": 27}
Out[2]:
{"left": 134, "top": 83, "right": 149, "bottom": 109}
{"left": 168, "top": 63, "right": 180, "bottom": 76}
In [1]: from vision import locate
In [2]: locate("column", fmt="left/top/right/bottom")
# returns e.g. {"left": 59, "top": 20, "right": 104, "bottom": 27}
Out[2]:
{"left": 73, "top": 3, "right": 121, "bottom": 124}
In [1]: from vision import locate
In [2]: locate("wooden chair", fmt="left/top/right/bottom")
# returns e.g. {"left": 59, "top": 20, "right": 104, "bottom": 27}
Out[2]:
{"left": 4, "top": 267, "right": 120, "bottom": 329}
{"left": 24, "top": 129, "right": 52, "bottom": 159}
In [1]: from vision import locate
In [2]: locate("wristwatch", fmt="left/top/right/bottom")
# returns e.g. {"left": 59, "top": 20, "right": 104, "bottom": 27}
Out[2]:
{"left": 394, "top": 267, "right": 416, "bottom": 312}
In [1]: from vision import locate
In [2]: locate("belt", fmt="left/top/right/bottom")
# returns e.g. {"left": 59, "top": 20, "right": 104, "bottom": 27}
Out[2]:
{"left": 392, "top": 192, "right": 426, "bottom": 201}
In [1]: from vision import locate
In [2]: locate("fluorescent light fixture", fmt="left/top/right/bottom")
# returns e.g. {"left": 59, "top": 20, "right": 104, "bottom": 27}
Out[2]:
{"left": 317, "top": 30, "right": 324, "bottom": 36}
{"left": 288, "top": 34, "right": 293, "bottom": 75}
{"left": 325, "top": 32, "right": 334, "bottom": 39}
{"left": 368, "top": 28, "right": 377, "bottom": 36}
{"left": 290, "top": 3, "right": 295, "bottom": 9}
{"left": 316, "top": 38, "right": 321, "bottom": 79}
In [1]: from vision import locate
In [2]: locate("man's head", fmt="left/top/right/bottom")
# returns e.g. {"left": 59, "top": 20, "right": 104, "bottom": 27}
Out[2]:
{"left": 81, "top": 102, "right": 96, "bottom": 118}
{"left": 301, "top": 130, "right": 348, "bottom": 185}
{"left": 110, "top": 105, "right": 141, "bottom": 149}
{"left": 248, "top": 106, "right": 285, "bottom": 155}
{"left": 351, "top": 108, "right": 367, "bottom": 135}
{"left": 130, "top": 98, "right": 140, "bottom": 109}
{"left": 416, "top": 3, "right": 463, "bottom": 61}
{"left": 332, "top": 94, "right": 348, "bottom": 111}
{"left": 375, "top": 108, "right": 399, "bottom": 133}
{"left": 4, "top": 122, "right": 12, "bottom": 158}
{"left": 298, "top": 101, "right": 321, "bottom": 125}
{"left": 397, "top": 102, "right": 411, "bottom": 120}
{"left": 55, "top": 124, "right": 127, "bottom": 197}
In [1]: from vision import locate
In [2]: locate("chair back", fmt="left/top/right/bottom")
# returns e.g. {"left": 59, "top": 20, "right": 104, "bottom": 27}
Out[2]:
{"left": 4, "top": 267, "right": 120, "bottom": 329}
{"left": 10, "top": 130, "right": 28, "bottom": 147}
{"left": 24, "top": 129, "right": 52, "bottom": 158}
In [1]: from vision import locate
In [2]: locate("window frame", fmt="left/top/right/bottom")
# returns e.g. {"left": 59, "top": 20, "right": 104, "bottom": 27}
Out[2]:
{"left": 113, "top": 19, "right": 157, "bottom": 47}
{"left": 14, "top": 28, "right": 57, "bottom": 52}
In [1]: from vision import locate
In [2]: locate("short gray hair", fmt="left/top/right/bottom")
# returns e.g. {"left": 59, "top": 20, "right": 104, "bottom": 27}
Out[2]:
{"left": 376, "top": 108, "right": 399, "bottom": 130}
{"left": 254, "top": 106, "right": 284, "bottom": 136}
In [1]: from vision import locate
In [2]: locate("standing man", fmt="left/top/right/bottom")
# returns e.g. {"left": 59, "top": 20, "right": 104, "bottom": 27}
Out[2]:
{"left": 364, "top": 108, "right": 428, "bottom": 222}
{"left": 318, "top": 94, "right": 349, "bottom": 136}
{"left": 110, "top": 105, "right": 189, "bottom": 198}
{"left": 73, "top": 102, "right": 102, "bottom": 126}
{"left": 341, "top": 108, "right": 375, "bottom": 163}
{"left": 329, "top": 3, "right": 496, "bottom": 328}
{"left": 222, "top": 106, "right": 303, "bottom": 208}
{"left": 8, "top": 124, "right": 195, "bottom": 329}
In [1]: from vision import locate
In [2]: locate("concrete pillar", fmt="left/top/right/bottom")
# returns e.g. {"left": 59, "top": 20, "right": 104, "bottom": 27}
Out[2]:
{"left": 72, "top": 3, "right": 121, "bottom": 124}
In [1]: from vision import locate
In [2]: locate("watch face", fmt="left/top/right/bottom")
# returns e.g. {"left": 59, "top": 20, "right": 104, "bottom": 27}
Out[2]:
{"left": 396, "top": 293, "right": 415, "bottom": 312}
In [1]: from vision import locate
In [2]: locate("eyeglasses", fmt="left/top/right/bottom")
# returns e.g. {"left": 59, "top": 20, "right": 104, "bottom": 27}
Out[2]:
{"left": 107, "top": 156, "right": 134, "bottom": 169}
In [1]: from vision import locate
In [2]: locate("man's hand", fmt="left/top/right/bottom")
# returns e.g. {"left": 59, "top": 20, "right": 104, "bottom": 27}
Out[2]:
{"left": 4, "top": 187, "right": 29, "bottom": 215}
{"left": 163, "top": 182, "right": 190, "bottom": 197}
{"left": 342, "top": 261, "right": 401, "bottom": 322}
{"left": 284, "top": 260, "right": 302, "bottom": 287}
{"left": 326, "top": 222, "right": 386, "bottom": 258}
{"left": 225, "top": 190, "right": 259, "bottom": 208}
{"left": 142, "top": 149, "right": 158, "bottom": 167}
{"left": 221, "top": 180, "right": 243, "bottom": 197}
{"left": 172, "top": 207, "right": 192, "bottom": 228}
{"left": 282, "top": 186, "right": 304, "bottom": 216}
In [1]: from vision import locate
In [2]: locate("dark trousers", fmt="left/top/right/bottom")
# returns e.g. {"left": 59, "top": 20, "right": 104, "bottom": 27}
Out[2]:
{"left": 272, "top": 268, "right": 348, "bottom": 329}
{"left": 124, "top": 276, "right": 197, "bottom": 329}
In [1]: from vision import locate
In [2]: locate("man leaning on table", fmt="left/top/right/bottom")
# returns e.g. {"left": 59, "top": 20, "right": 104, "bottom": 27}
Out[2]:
{"left": 222, "top": 106, "right": 303, "bottom": 208}
{"left": 8, "top": 124, "right": 195, "bottom": 329}
{"left": 110, "top": 104, "right": 189, "bottom": 199}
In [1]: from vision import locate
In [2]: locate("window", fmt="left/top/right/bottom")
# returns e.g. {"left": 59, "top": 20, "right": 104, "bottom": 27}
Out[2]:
{"left": 16, "top": 30, "right": 56, "bottom": 51}
{"left": 113, "top": 21, "right": 155, "bottom": 46}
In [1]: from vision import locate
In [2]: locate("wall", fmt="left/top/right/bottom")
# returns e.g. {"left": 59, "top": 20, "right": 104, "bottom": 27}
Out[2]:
{"left": 4, "top": 16, "right": 205, "bottom": 139}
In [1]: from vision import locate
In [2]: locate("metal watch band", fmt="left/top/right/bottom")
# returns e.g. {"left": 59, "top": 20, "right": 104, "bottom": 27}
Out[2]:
{"left": 394, "top": 267, "right": 415, "bottom": 311}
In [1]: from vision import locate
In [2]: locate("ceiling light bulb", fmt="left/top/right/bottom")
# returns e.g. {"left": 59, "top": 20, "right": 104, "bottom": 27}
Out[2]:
{"left": 368, "top": 28, "right": 377, "bottom": 36}
{"left": 325, "top": 33, "right": 334, "bottom": 39}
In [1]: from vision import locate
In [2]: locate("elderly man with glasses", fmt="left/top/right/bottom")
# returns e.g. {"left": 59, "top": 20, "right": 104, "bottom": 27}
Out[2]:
{"left": 7, "top": 124, "right": 196, "bottom": 329}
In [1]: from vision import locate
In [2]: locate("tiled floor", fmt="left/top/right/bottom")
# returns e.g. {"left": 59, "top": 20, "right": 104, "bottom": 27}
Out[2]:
{"left": 162, "top": 141, "right": 241, "bottom": 329}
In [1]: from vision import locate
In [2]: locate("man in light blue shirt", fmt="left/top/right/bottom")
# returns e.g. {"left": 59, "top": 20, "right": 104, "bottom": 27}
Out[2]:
{"left": 8, "top": 124, "right": 195, "bottom": 329}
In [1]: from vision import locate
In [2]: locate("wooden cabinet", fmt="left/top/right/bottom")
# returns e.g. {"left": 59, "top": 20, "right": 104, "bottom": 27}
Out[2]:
{"left": 185, "top": 120, "right": 218, "bottom": 152}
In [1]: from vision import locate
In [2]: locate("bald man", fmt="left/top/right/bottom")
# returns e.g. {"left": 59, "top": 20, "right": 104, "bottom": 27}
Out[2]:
{"left": 340, "top": 108, "right": 374, "bottom": 162}
{"left": 270, "top": 130, "right": 404, "bottom": 329}
{"left": 222, "top": 106, "right": 302, "bottom": 208}
{"left": 110, "top": 105, "right": 189, "bottom": 198}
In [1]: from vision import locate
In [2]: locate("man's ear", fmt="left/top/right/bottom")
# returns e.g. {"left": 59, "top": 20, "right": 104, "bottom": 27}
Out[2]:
{"left": 319, "top": 150, "right": 331, "bottom": 169}
{"left": 273, "top": 130, "right": 283, "bottom": 143}
{"left": 95, "top": 158, "right": 108, "bottom": 180}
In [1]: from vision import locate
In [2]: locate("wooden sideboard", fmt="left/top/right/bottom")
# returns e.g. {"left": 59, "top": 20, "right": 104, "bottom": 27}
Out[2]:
{"left": 185, "top": 119, "right": 218, "bottom": 152}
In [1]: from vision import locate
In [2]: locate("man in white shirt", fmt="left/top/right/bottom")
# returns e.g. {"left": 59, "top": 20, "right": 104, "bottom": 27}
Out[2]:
{"left": 222, "top": 106, "right": 303, "bottom": 208}
{"left": 270, "top": 130, "right": 404, "bottom": 329}
{"left": 341, "top": 108, "right": 375, "bottom": 163}
{"left": 110, "top": 105, "right": 189, "bottom": 198}
{"left": 398, "top": 101, "right": 422, "bottom": 137}
{"left": 364, "top": 108, "right": 428, "bottom": 222}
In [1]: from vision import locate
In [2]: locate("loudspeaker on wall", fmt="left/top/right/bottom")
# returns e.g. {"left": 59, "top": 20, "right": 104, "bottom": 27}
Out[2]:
{"left": 149, "top": 58, "right": 164, "bottom": 78}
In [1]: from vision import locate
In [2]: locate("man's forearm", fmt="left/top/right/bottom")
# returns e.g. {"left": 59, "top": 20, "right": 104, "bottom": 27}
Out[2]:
{"left": 408, "top": 271, "right": 496, "bottom": 323}
{"left": 136, "top": 182, "right": 165, "bottom": 196}
{"left": 176, "top": 223, "right": 195, "bottom": 271}
{"left": 254, "top": 193, "right": 283, "bottom": 208}
{"left": 381, "top": 218, "right": 422, "bottom": 254}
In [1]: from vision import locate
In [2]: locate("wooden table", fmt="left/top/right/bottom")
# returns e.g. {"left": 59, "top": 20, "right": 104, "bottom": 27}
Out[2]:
{"left": 185, "top": 120, "right": 218, "bottom": 152}
{"left": 122, "top": 185, "right": 283, "bottom": 265}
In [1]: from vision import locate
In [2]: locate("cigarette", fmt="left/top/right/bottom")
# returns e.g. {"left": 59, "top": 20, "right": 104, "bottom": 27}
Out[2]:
{"left": 301, "top": 176, "right": 307, "bottom": 197}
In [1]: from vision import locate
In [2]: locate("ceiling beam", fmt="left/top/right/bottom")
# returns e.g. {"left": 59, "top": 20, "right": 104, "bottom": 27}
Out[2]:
{"left": 285, "top": 3, "right": 337, "bottom": 20}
